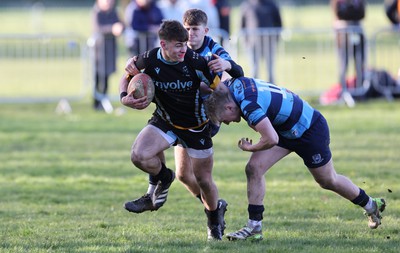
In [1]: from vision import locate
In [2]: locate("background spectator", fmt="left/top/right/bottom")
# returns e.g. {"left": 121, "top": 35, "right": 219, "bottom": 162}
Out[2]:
{"left": 331, "top": 0, "right": 366, "bottom": 106}
{"left": 240, "top": 0, "right": 282, "bottom": 83}
{"left": 212, "top": 0, "right": 231, "bottom": 38}
{"left": 126, "top": 0, "right": 163, "bottom": 56}
{"left": 123, "top": 0, "right": 137, "bottom": 56}
{"left": 157, "top": 0, "right": 184, "bottom": 21}
{"left": 180, "top": 0, "right": 219, "bottom": 30}
{"left": 385, "top": 0, "right": 399, "bottom": 25}
{"left": 91, "top": 0, "right": 124, "bottom": 111}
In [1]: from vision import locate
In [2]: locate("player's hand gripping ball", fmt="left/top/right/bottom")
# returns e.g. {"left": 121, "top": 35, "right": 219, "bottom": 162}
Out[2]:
{"left": 127, "top": 73, "right": 155, "bottom": 107}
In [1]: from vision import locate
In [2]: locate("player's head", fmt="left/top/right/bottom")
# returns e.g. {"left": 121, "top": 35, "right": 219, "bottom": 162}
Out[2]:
{"left": 204, "top": 80, "right": 241, "bottom": 125}
{"left": 159, "top": 20, "right": 189, "bottom": 42}
{"left": 159, "top": 20, "right": 189, "bottom": 62}
{"left": 183, "top": 9, "right": 209, "bottom": 50}
{"left": 183, "top": 8, "right": 208, "bottom": 27}
{"left": 96, "top": 0, "right": 115, "bottom": 11}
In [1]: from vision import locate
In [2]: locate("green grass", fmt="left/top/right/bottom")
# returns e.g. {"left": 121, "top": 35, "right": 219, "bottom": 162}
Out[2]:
{"left": 1, "top": 4, "right": 400, "bottom": 252}
{"left": 1, "top": 100, "right": 399, "bottom": 253}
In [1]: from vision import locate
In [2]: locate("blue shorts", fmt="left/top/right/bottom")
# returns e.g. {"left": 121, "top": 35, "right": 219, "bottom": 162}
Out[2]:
{"left": 277, "top": 112, "right": 332, "bottom": 169}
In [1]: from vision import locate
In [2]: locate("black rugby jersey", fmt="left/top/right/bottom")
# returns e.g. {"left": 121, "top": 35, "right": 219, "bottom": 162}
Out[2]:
{"left": 135, "top": 47, "right": 219, "bottom": 129}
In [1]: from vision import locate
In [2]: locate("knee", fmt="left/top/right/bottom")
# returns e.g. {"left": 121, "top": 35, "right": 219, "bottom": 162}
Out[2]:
{"left": 245, "top": 162, "right": 263, "bottom": 178}
{"left": 316, "top": 176, "right": 336, "bottom": 190}
{"left": 195, "top": 175, "right": 212, "bottom": 190}
{"left": 131, "top": 150, "right": 145, "bottom": 167}
{"left": 176, "top": 169, "right": 190, "bottom": 184}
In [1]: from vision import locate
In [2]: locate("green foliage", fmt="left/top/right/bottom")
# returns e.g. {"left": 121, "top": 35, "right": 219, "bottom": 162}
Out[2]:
{"left": 1, "top": 100, "right": 399, "bottom": 253}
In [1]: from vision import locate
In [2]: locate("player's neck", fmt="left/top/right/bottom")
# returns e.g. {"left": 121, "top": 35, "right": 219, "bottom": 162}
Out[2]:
{"left": 188, "top": 39, "right": 205, "bottom": 51}
{"left": 161, "top": 50, "right": 178, "bottom": 63}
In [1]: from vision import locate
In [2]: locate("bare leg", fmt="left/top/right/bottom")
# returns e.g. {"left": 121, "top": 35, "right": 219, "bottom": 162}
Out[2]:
{"left": 308, "top": 158, "right": 359, "bottom": 200}
{"left": 191, "top": 155, "right": 218, "bottom": 211}
{"left": 246, "top": 146, "right": 290, "bottom": 205}
{"left": 131, "top": 125, "right": 171, "bottom": 175}
{"left": 174, "top": 145, "right": 201, "bottom": 197}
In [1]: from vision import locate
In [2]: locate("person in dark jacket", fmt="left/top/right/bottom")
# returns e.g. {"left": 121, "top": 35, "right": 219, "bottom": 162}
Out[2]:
{"left": 212, "top": 0, "right": 231, "bottom": 43}
{"left": 92, "top": 0, "right": 124, "bottom": 111}
{"left": 331, "top": 0, "right": 366, "bottom": 107}
{"left": 127, "top": 0, "right": 164, "bottom": 56}
{"left": 385, "top": 0, "right": 399, "bottom": 25}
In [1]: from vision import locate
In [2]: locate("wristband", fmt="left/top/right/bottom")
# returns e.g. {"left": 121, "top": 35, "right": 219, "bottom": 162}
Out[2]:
{"left": 120, "top": 92, "right": 128, "bottom": 100}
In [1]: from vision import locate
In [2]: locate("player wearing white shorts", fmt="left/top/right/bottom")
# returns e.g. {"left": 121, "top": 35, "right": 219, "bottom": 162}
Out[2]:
{"left": 120, "top": 20, "right": 227, "bottom": 240}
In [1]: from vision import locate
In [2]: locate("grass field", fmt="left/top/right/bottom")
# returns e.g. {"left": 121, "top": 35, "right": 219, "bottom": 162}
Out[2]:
{"left": 1, "top": 3, "right": 400, "bottom": 253}
{"left": 1, "top": 99, "right": 399, "bottom": 252}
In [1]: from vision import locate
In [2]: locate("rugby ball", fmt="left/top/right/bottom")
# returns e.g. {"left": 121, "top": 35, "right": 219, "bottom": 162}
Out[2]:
{"left": 127, "top": 73, "right": 155, "bottom": 105}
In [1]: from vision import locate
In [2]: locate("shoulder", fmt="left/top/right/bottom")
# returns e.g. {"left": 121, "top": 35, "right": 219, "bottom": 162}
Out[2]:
{"left": 185, "top": 48, "right": 207, "bottom": 62}
{"left": 136, "top": 48, "right": 160, "bottom": 67}
{"left": 140, "top": 48, "right": 158, "bottom": 59}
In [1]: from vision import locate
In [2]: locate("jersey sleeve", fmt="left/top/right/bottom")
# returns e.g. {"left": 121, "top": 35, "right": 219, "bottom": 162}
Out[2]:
{"left": 134, "top": 49, "right": 155, "bottom": 70}
{"left": 187, "top": 49, "right": 221, "bottom": 90}
{"left": 226, "top": 59, "right": 244, "bottom": 78}
{"left": 209, "top": 38, "right": 244, "bottom": 78}
{"left": 230, "top": 78, "right": 266, "bottom": 126}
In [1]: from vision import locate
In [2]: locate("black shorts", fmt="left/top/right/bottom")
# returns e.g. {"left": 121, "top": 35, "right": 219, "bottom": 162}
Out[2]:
{"left": 277, "top": 113, "right": 332, "bottom": 169}
{"left": 148, "top": 114, "right": 213, "bottom": 150}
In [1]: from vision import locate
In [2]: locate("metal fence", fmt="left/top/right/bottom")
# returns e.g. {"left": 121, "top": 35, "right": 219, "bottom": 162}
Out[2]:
{"left": 1, "top": 26, "right": 399, "bottom": 105}
{"left": 0, "top": 33, "right": 89, "bottom": 103}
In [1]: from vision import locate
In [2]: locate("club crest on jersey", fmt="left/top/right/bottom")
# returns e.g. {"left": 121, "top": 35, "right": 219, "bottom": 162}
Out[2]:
{"left": 155, "top": 67, "right": 160, "bottom": 74}
{"left": 200, "top": 139, "right": 205, "bottom": 145}
{"left": 311, "top": 154, "right": 324, "bottom": 165}
{"left": 234, "top": 82, "right": 243, "bottom": 94}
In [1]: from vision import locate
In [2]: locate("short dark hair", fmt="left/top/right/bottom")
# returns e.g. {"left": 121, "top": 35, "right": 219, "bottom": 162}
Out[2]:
{"left": 183, "top": 9, "right": 208, "bottom": 26}
{"left": 158, "top": 20, "right": 189, "bottom": 42}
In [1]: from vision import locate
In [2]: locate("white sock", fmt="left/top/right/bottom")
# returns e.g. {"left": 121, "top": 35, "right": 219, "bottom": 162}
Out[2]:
{"left": 363, "top": 197, "right": 374, "bottom": 213}
{"left": 247, "top": 219, "right": 262, "bottom": 230}
{"left": 147, "top": 184, "right": 156, "bottom": 195}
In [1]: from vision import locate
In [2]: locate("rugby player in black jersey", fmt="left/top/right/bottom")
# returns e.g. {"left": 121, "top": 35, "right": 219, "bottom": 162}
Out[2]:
{"left": 172, "top": 9, "right": 244, "bottom": 209}
{"left": 119, "top": 20, "right": 226, "bottom": 240}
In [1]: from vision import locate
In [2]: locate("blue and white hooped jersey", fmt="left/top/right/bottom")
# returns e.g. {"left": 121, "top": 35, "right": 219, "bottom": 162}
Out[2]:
{"left": 196, "top": 36, "right": 232, "bottom": 60}
{"left": 226, "top": 77, "right": 317, "bottom": 139}
{"left": 195, "top": 36, "right": 243, "bottom": 80}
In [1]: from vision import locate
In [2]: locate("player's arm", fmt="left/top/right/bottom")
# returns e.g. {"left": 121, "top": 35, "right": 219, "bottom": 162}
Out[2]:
{"left": 119, "top": 56, "right": 148, "bottom": 110}
{"left": 238, "top": 117, "right": 279, "bottom": 152}
{"left": 207, "top": 54, "right": 244, "bottom": 78}
{"left": 124, "top": 56, "right": 141, "bottom": 78}
{"left": 226, "top": 59, "right": 244, "bottom": 78}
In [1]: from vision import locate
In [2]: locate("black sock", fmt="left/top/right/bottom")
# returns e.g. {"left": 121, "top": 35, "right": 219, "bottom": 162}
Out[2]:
{"left": 248, "top": 204, "right": 264, "bottom": 221}
{"left": 155, "top": 163, "right": 172, "bottom": 184}
{"left": 351, "top": 188, "right": 370, "bottom": 207}
{"left": 149, "top": 174, "right": 158, "bottom": 185}
{"left": 205, "top": 208, "right": 219, "bottom": 226}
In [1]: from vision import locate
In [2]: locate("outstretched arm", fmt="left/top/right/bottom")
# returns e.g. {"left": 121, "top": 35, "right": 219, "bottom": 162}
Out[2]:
{"left": 238, "top": 117, "right": 279, "bottom": 152}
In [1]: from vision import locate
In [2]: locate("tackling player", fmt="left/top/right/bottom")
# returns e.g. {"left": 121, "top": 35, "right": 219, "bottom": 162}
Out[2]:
{"left": 204, "top": 77, "right": 386, "bottom": 241}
